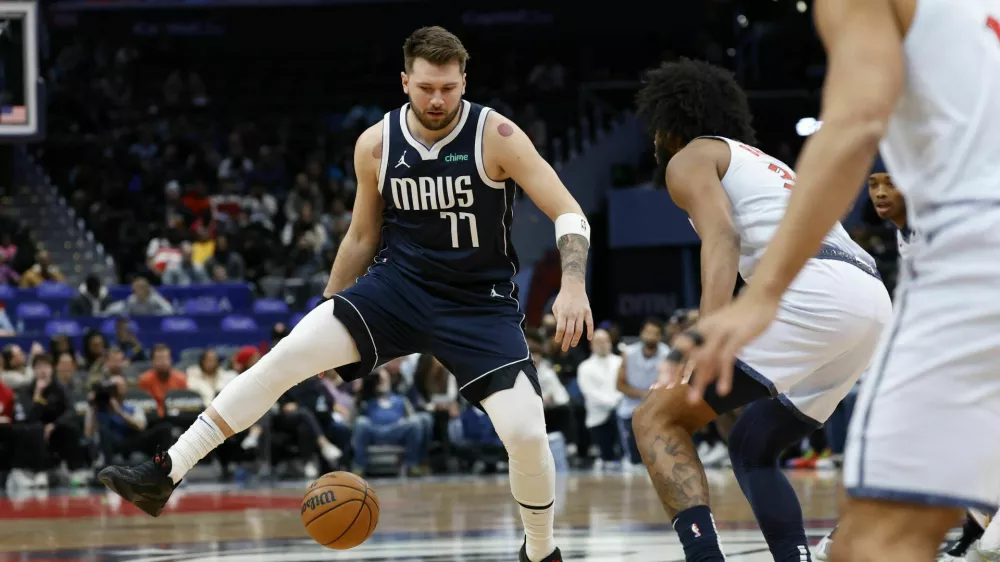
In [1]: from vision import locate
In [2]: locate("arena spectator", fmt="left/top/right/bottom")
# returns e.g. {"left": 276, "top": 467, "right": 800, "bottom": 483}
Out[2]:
{"left": 102, "top": 346, "right": 129, "bottom": 378}
{"left": 577, "top": 328, "right": 624, "bottom": 465}
{"left": 85, "top": 375, "right": 172, "bottom": 471}
{"left": 0, "top": 231, "right": 17, "bottom": 263}
{"left": 617, "top": 318, "right": 669, "bottom": 468}
{"left": 231, "top": 345, "right": 261, "bottom": 373}
{"left": 352, "top": 368, "right": 423, "bottom": 477}
{"left": 185, "top": 349, "right": 237, "bottom": 406}
{"left": 104, "top": 277, "right": 175, "bottom": 316}
{"left": 203, "top": 234, "right": 245, "bottom": 281}
{"left": 137, "top": 344, "right": 188, "bottom": 417}
{"left": 113, "top": 318, "right": 148, "bottom": 362}
{"left": 81, "top": 331, "right": 108, "bottom": 376}
{"left": 162, "top": 242, "right": 211, "bottom": 286}
{"left": 18, "top": 250, "right": 65, "bottom": 288}
{"left": 274, "top": 379, "right": 344, "bottom": 479}
{"left": 20, "top": 353, "right": 90, "bottom": 485}
{"left": 48, "top": 335, "right": 77, "bottom": 362}
{"left": 0, "top": 303, "right": 15, "bottom": 336}
{"left": 1, "top": 343, "right": 34, "bottom": 391}
{"left": 54, "top": 351, "right": 87, "bottom": 397}
{"left": 0, "top": 252, "right": 20, "bottom": 286}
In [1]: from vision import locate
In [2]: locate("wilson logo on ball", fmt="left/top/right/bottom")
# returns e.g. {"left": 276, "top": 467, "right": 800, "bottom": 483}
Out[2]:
{"left": 301, "top": 490, "right": 337, "bottom": 514}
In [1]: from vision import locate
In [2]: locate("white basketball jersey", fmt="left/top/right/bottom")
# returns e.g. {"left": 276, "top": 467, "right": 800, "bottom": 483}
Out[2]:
{"left": 880, "top": 0, "right": 1000, "bottom": 218}
{"left": 698, "top": 136, "right": 869, "bottom": 281}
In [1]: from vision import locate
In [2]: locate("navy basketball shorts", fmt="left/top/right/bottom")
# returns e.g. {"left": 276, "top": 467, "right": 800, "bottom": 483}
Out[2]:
{"left": 329, "top": 267, "right": 540, "bottom": 405}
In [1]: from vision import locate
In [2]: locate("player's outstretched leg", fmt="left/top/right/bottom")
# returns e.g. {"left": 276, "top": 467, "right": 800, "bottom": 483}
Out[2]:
{"left": 631, "top": 384, "right": 723, "bottom": 562}
{"left": 480, "top": 373, "right": 561, "bottom": 562}
{"left": 728, "top": 399, "right": 817, "bottom": 561}
{"left": 98, "top": 300, "right": 361, "bottom": 516}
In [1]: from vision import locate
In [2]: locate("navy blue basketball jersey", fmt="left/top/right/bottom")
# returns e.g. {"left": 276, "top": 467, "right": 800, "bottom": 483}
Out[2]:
{"left": 373, "top": 100, "right": 520, "bottom": 290}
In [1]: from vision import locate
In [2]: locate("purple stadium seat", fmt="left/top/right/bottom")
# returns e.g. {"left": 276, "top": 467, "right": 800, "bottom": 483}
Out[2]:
{"left": 221, "top": 315, "right": 258, "bottom": 331}
{"left": 45, "top": 319, "right": 82, "bottom": 337}
{"left": 306, "top": 296, "right": 322, "bottom": 310}
{"left": 36, "top": 282, "right": 74, "bottom": 299}
{"left": 252, "top": 298, "right": 289, "bottom": 314}
{"left": 160, "top": 317, "right": 199, "bottom": 333}
{"left": 290, "top": 312, "right": 305, "bottom": 326}
{"left": 100, "top": 317, "right": 139, "bottom": 335}
{"left": 16, "top": 302, "right": 52, "bottom": 320}
{"left": 183, "top": 297, "right": 221, "bottom": 315}
{"left": 0, "top": 285, "right": 14, "bottom": 300}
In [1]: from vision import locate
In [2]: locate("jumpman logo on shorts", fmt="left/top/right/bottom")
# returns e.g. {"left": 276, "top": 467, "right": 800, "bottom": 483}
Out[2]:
{"left": 396, "top": 150, "right": 410, "bottom": 169}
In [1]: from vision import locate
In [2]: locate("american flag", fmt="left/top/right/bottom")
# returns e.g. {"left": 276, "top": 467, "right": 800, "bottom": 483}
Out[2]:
{"left": 0, "top": 105, "right": 26, "bottom": 124}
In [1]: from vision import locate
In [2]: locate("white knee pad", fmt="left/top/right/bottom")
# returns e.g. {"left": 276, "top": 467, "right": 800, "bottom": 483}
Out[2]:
{"left": 212, "top": 301, "right": 361, "bottom": 432}
{"left": 481, "top": 372, "right": 549, "bottom": 463}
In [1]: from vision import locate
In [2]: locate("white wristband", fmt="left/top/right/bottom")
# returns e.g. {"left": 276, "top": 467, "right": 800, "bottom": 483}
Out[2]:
{"left": 555, "top": 213, "right": 591, "bottom": 246}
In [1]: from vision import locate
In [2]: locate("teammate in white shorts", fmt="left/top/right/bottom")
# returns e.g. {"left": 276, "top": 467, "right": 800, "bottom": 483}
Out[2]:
{"left": 668, "top": 1, "right": 1000, "bottom": 561}
{"left": 629, "top": 58, "right": 891, "bottom": 562}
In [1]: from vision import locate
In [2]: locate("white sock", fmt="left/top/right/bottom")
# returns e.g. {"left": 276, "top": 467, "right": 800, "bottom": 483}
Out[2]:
{"left": 168, "top": 414, "right": 225, "bottom": 484}
{"left": 513, "top": 448, "right": 557, "bottom": 561}
{"left": 481, "top": 373, "right": 557, "bottom": 562}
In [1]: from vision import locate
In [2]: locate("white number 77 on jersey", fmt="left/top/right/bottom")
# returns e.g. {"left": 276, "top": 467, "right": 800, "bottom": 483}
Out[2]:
{"left": 440, "top": 211, "right": 480, "bottom": 248}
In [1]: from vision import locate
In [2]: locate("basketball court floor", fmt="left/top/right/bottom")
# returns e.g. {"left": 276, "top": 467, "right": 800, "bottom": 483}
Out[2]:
{"left": 1, "top": 469, "right": 852, "bottom": 561}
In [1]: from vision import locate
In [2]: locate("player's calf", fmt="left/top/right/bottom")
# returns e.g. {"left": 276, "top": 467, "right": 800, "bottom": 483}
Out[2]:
{"left": 632, "top": 385, "right": 722, "bottom": 562}
{"left": 830, "top": 497, "right": 961, "bottom": 562}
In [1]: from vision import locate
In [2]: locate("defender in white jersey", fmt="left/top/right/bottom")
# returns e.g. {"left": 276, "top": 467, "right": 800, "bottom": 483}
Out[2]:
{"left": 668, "top": 1, "right": 1000, "bottom": 561}
{"left": 629, "top": 59, "right": 891, "bottom": 562}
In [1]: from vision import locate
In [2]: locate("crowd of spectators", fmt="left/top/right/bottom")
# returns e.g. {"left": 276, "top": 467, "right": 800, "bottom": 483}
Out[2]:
{"left": 2, "top": 306, "right": 855, "bottom": 491}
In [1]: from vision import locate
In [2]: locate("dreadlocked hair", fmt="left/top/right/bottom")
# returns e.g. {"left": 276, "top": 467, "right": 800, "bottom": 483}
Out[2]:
{"left": 636, "top": 58, "right": 757, "bottom": 147}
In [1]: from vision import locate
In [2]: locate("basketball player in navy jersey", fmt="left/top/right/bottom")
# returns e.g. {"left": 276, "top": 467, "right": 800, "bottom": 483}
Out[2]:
{"left": 98, "top": 27, "right": 592, "bottom": 562}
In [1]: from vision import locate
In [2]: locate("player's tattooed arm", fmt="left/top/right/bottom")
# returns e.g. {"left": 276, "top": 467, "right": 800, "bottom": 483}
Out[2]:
{"left": 557, "top": 233, "right": 588, "bottom": 283}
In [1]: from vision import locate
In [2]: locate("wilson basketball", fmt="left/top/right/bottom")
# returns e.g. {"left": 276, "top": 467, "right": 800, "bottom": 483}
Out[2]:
{"left": 300, "top": 472, "right": 380, "bottom": 549}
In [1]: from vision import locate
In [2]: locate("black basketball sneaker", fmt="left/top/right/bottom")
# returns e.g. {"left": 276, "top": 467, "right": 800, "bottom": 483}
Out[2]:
{"left": 518, "top": 539, "right": 563, "bottom": 562}
{"left": 97, "top": 447, "right": 178, "bottom": 517}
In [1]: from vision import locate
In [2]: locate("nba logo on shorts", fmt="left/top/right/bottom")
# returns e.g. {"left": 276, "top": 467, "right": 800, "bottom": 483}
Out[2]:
{"left": 691, "top": 523, "right": 701, "bottom": 538}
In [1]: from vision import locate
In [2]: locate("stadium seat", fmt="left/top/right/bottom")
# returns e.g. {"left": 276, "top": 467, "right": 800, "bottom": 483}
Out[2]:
{"left": 221, "top": 315, "right": 258, "bottom": 332}
{"left": 0, "top": 285, "right": 15, "bottom": 300}
{"left": 44, "top": 319, "right": 83, "bottom": 337}
{"left": 160, "top": 317, "right": 199, "bottom": 333}
{"left": 36, "top": 282, "right": 74, "bottom": 299}
{"left": 16, "top": 301, "right": 52, "bottom": 320}
{"left": 252, "top": 298, "right": 289, "bottom": 314}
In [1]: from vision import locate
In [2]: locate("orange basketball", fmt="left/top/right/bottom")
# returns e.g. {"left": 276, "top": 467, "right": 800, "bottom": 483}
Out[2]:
{"left": 300, "top": 471, "right": 380, "bottom": 549}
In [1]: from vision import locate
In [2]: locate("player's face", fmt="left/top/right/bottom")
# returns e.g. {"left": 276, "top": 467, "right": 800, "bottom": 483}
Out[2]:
{"left": 868, "top": 173, "right": 905, "bottom": 221}
{"left": 402, "top": 58, "right": 466, "bottom": 132}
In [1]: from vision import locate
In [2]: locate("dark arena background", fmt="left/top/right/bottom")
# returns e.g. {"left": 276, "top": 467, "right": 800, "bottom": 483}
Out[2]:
{"left": 0, "top": 1, "right": 916, "bottom": 560}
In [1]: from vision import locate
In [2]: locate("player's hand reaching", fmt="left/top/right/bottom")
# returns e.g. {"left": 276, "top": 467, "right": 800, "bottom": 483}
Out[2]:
{"left": 664, "top": 288, "right": 781, "bottom": 403}
{"left": 551, "top": 281, "right": 593, "bottom": 351}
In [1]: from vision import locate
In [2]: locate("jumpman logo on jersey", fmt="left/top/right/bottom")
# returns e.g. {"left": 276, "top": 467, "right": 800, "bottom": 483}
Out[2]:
{"left": 395, "top": 150, "right": 410, "bottom": 169}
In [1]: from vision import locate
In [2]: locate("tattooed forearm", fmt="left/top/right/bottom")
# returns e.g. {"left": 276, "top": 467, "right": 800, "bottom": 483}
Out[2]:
{"left": 557, "top": 233, "right": 589, "bottom": 282}
{"left": 643, "top": 431, "right": 710, "bottom": 518}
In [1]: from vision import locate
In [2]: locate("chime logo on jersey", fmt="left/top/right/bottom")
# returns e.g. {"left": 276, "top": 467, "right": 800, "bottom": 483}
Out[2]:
{"left": 389, "top": 175, "right": 474, "bottom": 211}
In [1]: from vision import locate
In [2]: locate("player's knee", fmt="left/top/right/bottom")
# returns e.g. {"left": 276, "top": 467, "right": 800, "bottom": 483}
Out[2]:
{"left": 632, "top": 389, "right": 681, "bottom": 437}
{"left": 492, "top": 410, "right": 548, "bottom": 459}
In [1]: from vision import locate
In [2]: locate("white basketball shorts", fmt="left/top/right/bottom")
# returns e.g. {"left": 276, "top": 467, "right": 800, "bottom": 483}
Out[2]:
{"left": 737, "top": 252, "right": 893, "bottom": 425}
{"left": 844, "top": 204, "right": 1000, "bottom": 512}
